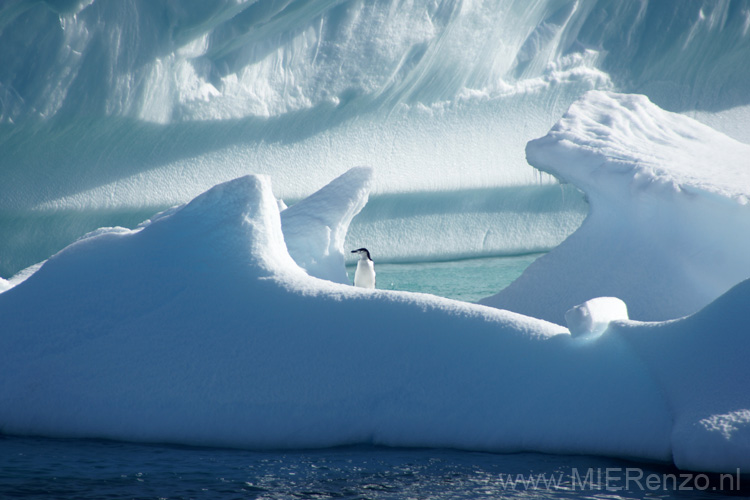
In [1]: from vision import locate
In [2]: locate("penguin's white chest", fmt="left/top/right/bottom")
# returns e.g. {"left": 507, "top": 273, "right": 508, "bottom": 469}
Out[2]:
{"left": 354, "top": 259, "right": 376, "bottom": 288}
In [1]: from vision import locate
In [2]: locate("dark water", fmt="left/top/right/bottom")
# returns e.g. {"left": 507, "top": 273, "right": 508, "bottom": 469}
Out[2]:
{"left": 1, "top": 435, "right": 747, "bottom": 500}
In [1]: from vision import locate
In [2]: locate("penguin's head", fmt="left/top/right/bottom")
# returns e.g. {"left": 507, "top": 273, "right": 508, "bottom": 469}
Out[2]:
{"left": 351, "top": 248, "right": 372, "bottom": 261}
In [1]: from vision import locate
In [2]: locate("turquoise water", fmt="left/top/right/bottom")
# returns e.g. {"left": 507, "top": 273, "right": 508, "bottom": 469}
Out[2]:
{"left": 347, "top": 254, "right": 542, "bottom": 302}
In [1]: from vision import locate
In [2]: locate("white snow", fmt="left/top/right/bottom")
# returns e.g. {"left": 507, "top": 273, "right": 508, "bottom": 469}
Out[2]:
{"left": 0, "top": 172, "right": 748, "bottom": 473}
{"left": 564, "top": 297, "right": 628, "bottom": 338}
{"left": 482, "top": 91, "right": 750, "bottom": 323}
{"left": 281, "top": 166, "right": 372, "bottom": 284}
{"left": 610, "top": 279, "right": 750, "bottom": 473}
{"left": 0, "top": 261, "right": 45, "bottom": 292}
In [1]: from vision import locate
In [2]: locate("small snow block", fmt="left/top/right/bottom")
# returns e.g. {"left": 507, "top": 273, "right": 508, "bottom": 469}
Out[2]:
{"left": 565, "top": 297, "right": 629, "bottom": 338}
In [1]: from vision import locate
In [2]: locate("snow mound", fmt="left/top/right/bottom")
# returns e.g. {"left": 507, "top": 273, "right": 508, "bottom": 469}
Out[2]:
{"left": 611, "top": 278, "right": 750, "bottom": 473}
{"left": 1, "top": 173, "right": 748, "bottom": 473}
{"left": 281, "top": 167, "right": 372, "bottom": 284}
{"left": 482, "top": 91, "right": 750, "bottom": 323}
{"left": 565, "top": 297, "right": 628, "bottom": 338}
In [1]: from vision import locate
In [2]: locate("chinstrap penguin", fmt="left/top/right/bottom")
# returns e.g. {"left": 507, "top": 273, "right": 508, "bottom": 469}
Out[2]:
{"left": 351, "top": 248, "right": 376, "bottom": 288}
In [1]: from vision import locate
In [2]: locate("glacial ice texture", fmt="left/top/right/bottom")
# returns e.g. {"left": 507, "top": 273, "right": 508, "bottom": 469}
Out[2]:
{"left": 2, "top": 0, "right": 750, "bottom": 276}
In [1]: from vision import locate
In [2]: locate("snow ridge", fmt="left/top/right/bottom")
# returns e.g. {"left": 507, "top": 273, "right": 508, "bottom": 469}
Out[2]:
{"left": 282, "top": 166, "right": 372, "bottom": 284}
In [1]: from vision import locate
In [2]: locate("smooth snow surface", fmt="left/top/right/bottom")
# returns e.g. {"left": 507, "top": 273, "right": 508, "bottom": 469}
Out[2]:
{"left": 482, "top": 91, "right": 750, "bottom": 323}
{"left": 611, "top": 279, "right": 750, "bottom": 473}
{"left": 1, "top": 174, "right": 748, "bottom": 473}
{"left": 281, "top": 166, "right": 372, "bottom": 284}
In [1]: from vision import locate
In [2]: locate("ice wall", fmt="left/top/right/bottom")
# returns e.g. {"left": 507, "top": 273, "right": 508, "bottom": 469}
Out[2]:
{"left": 482, "top": 91, "right": 750, "bottom": 323}
{"left": 3, "top": 0, "right": 748, "bottom": 126}
{"left": 1, "top": 0, "right": 749, "bottom": 276}
{"left": 344, "top": 183, "right": 586, "bottom": 264}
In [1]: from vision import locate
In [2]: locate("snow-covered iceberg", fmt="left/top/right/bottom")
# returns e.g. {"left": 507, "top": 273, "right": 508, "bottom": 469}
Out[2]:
{"left": 1, "top": 173, "right": 748, "bottom": 473}
{"left": 482, "top": 91, "right": 750, "bottom": 323}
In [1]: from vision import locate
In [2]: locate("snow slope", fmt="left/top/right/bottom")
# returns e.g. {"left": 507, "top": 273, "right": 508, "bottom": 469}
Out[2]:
{"left": 482, "top": 91, "right": 750, "bottom": 323}
{"left": 0, "top": 174, "right": 748, "bottom": 473}
{"left": 612, "top": 280, "right": 750, "bottom": 473}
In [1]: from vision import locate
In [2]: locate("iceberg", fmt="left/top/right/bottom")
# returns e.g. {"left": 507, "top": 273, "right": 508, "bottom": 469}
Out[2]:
{"left": 1, "top": 0, "right": 750, "bottom": 476}
{"left": 482, "top": 91, "right": 750, "bottom": 323}
{"left": 0, "top": 173, "right": 748, "bottom": 473}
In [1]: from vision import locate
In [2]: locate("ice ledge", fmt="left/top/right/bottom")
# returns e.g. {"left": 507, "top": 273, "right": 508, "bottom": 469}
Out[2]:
{"left": 528, "top": 91, "right": 750, "bottom": 203}
{"left": 482, "top": 91, "right": 750, "bottom": 323}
